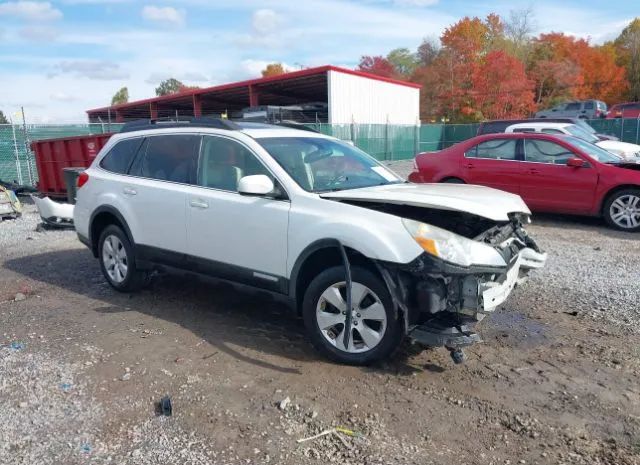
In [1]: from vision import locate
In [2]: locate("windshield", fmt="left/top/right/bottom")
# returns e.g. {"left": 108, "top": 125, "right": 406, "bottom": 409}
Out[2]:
{"left": 256, "top": 137, "right": 403, "bottom": 193}
{"left": 565, "top": 136, "right": 622, "bottom": 163}
{"left": 573, "top": 120, "right": 596, "bottom": 134}
{"left": 565, "top": 125, "right": 600, "bottom": 143}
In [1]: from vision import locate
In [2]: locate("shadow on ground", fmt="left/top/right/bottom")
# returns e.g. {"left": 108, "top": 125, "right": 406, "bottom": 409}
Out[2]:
{"left": 5, "top": 248, "right": 431, "bottom": 375}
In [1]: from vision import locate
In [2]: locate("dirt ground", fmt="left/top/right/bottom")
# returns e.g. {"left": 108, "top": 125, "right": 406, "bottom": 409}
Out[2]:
{"left": 1, "top": 207, "right": 639, "bottom": 465}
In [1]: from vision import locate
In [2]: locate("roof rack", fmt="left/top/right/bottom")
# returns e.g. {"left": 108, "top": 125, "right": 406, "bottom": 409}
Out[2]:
{"left": 119, "top": 117, "right": 241, "bottom": 133}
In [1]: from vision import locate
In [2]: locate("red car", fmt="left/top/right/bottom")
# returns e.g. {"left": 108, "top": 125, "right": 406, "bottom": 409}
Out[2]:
{"left": 607, "top": 102, "right": 640, "bottom": 119}
{"left": 408, "top": 133, "right": 640, "bottom": 231}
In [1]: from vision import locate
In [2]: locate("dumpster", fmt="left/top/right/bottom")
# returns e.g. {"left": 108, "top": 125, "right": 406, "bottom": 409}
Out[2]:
{"left": 31, "top": 133, "right": 113, "bottom": 198}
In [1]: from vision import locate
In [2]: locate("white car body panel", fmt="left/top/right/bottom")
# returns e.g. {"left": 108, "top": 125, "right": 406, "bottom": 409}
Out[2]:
{"left": 320, "top": 183, "right": 531, "bottom": 221}
{"left": 505, "top": 122, "right": 640, "bottom": 159}
{"left": 596, "top": 140, "right": 640, "bottom": 158}
{"left": 185, "top": 185, "right": 290, "bottom": 277}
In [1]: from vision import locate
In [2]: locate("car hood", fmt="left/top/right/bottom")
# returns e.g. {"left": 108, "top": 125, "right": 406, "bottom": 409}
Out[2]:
{"left": 596, "top": 140, "right": 640, "bottom": 157}
{"left": 320, "top": 183, "right": 531, "bottom": 221}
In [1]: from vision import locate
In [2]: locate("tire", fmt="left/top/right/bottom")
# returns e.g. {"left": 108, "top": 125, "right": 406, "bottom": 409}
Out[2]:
{"left": 98, "top": 224, "right": 149, "bottom": 292}
{"left": 603, "top": 189, "right": 640, "bottom": 232}
{"left": 302, "top": 266, "right": 403, "bottom": 365}
{"left": 441, "top": 177, "right": 465, "bottom": 184}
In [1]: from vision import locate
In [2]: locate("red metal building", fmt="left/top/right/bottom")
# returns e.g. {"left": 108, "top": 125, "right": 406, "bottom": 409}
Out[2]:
{"left": 86, "top": 65, "right": 421, "bottom": 125}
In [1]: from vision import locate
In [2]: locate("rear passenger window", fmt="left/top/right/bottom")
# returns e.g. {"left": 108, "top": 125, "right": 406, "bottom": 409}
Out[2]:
{"left": 473, "top": 139, "right": 517, "bottom": 160}
{"left": 513, "top": 128, "right": 535, "bottom": 133}
{"left": 583, "top": 102, "right": 594, "bottom": 110}
{"left": 99, "top": 138, "right": 143, "bottom": 174}
{"left": 130, "top": 135, "right": 200, "bottom": 184}
{"left": 565, "top": 103, "right": 581, "bottom": 111}
{"left": 541, "top": 128, "right": 564, "bottom": 135}
{"left": 524, "top": 140, "right": 574, "bottom": 164}
{"left": 198, "top": 136, "right": 271, "bottom": 192}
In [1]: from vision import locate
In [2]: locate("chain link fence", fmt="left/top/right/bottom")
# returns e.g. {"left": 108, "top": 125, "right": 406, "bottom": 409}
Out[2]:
{"left": 2, "top": 119, "right": 639, "bottom": 189}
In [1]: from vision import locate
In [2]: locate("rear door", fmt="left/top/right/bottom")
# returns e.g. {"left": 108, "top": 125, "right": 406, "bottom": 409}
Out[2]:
{"left": 563, "top": 102, "right": 582, "bottom": 118}
{"left": 462, "top": 138, "right": 523, "bottom": 194}
{"left": 519, "top": 138, "right": 597, "bottom": 213}
{"left": 124, "top": 134, "right": 201, "bottom": 260}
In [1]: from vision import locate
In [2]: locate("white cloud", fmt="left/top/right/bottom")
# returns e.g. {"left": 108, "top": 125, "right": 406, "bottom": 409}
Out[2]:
{"left": 51, "top": 60, "right": 129, "bottom": 80}
{"left": 50, "top": 91, "right": 78, "bottom": 102}
{"left": 141, "top": 5, "right": 186, "bottom": 28}
{"left": 19, "top": 25, "right": 59, "bottom": 41}
{"left": 0, "top": 1, "right": 62, "bottom": 22}
{"left": 252, "top": 9, "right": 282, "bottom": 34}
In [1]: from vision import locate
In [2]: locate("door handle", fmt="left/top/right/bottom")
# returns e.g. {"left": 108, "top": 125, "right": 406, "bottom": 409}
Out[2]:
{"left": 189, "top": 199, "right": 209, "bottom": 209}
{"left": 465, "top": 163, "right": 475, "bottom": 169}
{"left": 122, "top": 187, "right": 137, "bottom": 196}
{"left": 528, "top": 168, "right": 540, "bottom": 175}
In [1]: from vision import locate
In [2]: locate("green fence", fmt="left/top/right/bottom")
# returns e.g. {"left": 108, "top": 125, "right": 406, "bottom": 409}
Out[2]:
{"left": 2, "top": 119, "right": 639, "bottom": 188}
{"left": 0, "top": 123, "right": 121, "bottom": 186}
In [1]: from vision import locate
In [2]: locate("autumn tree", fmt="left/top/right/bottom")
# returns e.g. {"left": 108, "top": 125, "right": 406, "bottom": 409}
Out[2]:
{"left": 357, "top": 56, "right": 398, "bottom": 78}
{"left": 155, "top": 78, "right": 185, "bottom": 96}
{"left": 261, "top": 63, "right": 286, "bottom": 77}
{"left": 504, "top": 7, "right": 535, "bottom": 62}
{"left": 111, "top": 87, "right": 129, "bottom": 105}
{"left": 471, "top": 51, "right": 536, "bottom": 119}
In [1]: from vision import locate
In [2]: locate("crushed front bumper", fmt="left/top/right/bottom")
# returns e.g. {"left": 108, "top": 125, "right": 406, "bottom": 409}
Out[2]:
{"left": 377, "top": 237, "right": 547, "bottom": 351}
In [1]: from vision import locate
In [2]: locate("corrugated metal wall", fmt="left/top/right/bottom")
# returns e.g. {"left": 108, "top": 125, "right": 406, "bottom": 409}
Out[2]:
{"left": 327, "top": 70, "right": 419, "bottom": 125}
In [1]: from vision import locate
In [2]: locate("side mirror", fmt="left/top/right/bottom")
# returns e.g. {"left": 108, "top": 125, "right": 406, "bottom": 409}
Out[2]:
{"left": 238, "top": 175, "right": 275, "bottom": 196}
{"left": 566, "top": 157, "right": 586, "bottom": 168}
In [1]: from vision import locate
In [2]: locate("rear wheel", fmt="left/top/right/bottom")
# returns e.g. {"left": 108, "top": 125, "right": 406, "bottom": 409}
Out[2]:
{"left": 98, "top": 224, "right": 149, "bottom": 292}
{"left": 302, "top": 266, "right": 403, "bottom": 365}
{"left": 603, "top": 189, "right": 640, "bottom": 232}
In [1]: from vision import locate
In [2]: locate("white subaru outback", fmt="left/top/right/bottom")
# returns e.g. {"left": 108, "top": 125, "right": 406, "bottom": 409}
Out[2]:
{"left": 74, "top": 118, "right": 546, "bottom": 365}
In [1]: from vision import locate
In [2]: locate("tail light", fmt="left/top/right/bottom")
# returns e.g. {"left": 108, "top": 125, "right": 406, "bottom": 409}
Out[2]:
{"left": 77, "top": 171, "right": 89, "bottom": 188}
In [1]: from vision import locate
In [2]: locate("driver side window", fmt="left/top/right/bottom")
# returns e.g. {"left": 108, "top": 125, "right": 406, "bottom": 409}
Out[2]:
{"left": 524, "top": 140, "right": 574, "bottom": 164}
{"left": 198, "top": 136, "right": 271, "bottom": 192}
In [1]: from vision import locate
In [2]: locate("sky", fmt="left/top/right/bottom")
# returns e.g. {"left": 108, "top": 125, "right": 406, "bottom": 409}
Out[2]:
{"left": 0, "top": 0, "right": 637, "bottom": 123}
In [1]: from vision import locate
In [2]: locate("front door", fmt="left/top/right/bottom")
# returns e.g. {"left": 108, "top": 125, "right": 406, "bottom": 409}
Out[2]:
{"left": 185, "top": 135, "right": 290, "bottom": 292}
{"left": 520, "top": 138, "right": 598, "bottom": 213}
{"left": 462, "top": 138, "right": 523, "bottom": 194}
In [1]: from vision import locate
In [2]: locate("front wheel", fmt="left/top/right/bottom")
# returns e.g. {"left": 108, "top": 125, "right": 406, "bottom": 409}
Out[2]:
{"left": 98, "top": 224, "right": 149, "bottom": 292}
{"left": 302, "top": 266, "right": 403, "bottom": 365}
{"left": 603, "top": 189, "right": 640, "bottom": 232}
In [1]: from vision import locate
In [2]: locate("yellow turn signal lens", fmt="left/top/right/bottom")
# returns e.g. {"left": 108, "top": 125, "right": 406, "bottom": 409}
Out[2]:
{"left": 415, "top": 237, "right": 439, "bottom": 257}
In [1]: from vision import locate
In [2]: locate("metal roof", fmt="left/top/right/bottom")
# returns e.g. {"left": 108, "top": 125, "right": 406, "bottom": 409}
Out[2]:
{"left": 86, "top": 65, "right": 421, "bottom": 121}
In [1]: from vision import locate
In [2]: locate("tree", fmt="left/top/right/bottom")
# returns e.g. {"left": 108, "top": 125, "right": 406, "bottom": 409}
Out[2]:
{"left": 357, "top": 56, "right": 398, "bottom": 78}
{"left": 0, "top": 110, "right": 8, "bottom": 124}
{"left": 111, "top": 87, "right": 129, "bottom": 105}
{"left": 416, "top": 37, "right": 440, "bottom": 67}
{"left": 613, "top": 18, "right": 640, "bottom": 100}
{"left": 155, "top": 78, "right": 185, "bottom": 96}
{"left": 261, "top": 63, "right": 286, "bottom": 78}
{"left": 386, "top": 48, "right": 419, "bottom": 77}
{"left": 471, "top": 51, "right": 536, "bottom": 119}
{"left": 504, "top": 7, "right": 535, "bottom": 61}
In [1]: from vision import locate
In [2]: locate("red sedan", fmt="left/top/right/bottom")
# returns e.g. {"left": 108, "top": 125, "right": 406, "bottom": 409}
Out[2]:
{"left": 408, "top": 133, "right": 640, "bottom": 231}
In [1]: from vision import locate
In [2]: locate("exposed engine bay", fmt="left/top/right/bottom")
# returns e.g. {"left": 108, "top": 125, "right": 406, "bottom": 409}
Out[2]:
{"left": 340, "top": 200, "right": 547, "bottom": 363}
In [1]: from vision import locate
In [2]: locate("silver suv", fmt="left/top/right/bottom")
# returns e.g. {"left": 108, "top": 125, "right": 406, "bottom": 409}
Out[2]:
{"left": 536, "top": 100, "right": 607, "bottom": 119}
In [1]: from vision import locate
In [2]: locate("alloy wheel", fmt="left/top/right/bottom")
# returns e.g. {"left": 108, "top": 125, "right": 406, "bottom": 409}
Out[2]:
{"left": 102, "top": 234, "right": 128, "bottom": 283}
{"left": 609, "top": 194, "right": 640, "bottom": 229}
{"left": 315, "top": 281, "right": 387, "bottom": 353}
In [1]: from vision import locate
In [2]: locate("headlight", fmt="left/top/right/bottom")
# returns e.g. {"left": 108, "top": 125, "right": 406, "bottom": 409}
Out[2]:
{"left": 0, "top": 192, "right": 8, "bottom": 202}
{"left": 402, "top": 218, "right": 507, "bottom": 268}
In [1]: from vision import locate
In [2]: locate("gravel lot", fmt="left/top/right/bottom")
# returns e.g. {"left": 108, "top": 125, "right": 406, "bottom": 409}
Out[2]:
{"left": 1, "top": 179, "right": 639, "bottom": 464}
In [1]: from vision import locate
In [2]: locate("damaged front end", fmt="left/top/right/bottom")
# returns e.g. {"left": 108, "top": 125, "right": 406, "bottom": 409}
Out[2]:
{"left": 373, "top": 207, "right": 546, "bottom": 361}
